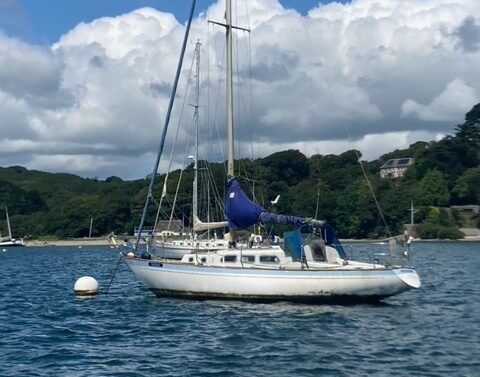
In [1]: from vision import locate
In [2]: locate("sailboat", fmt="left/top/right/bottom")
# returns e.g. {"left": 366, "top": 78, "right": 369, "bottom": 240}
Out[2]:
{"left": 152, "top": 40, "right": 230, "bottom": 259}
{"left": 125, "top": 0, "right": 421, "bottom": 302}
{"left": 0, "top": 207, "right": 25, "bottom": 247}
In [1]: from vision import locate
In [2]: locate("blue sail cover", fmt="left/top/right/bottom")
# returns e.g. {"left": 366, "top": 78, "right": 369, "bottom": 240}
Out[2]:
{"left": 225, "top": 179, "right": 307, "bottom": 229}
{"left": 225, "top": 179, "right": 264, "bottom": 229}
{"left": 225, "top": 178, "right": 347, "bottom": 259}
{"left": 322, "top": 223, "right": 348, "bottom": 259}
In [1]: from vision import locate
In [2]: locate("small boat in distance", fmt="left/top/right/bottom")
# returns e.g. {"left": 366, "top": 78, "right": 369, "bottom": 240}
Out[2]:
{"left": 0, "top": 207, "right": 25, "bottom": 247}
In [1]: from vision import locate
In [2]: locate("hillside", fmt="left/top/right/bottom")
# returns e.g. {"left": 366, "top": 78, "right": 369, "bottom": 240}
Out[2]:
{"left": 0, "top": 104, "right": 479, "bottom": 240}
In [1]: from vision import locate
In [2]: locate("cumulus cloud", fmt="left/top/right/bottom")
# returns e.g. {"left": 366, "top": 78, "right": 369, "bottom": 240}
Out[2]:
{"left": 401, "top": 78, "right": 479, "bottom": 122}
{"left": 0, "top": 32, "right": 65, "bottom": 99}
{"left": 454, "top": 16, "right": 480, "bottom": 52}
{"left": 0, "top": 0, "right": 479, "bottom": 178}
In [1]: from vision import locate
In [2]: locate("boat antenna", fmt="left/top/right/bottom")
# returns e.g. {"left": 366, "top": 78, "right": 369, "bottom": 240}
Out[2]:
{"left": 134, "top": 0, "right": 197, "bottom": 253}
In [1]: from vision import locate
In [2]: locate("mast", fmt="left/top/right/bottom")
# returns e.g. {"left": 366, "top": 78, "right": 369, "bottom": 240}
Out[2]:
{"left": 5, "top": 207, "right": 12, "bottom": 240}
{"left": 89, "top": 217, "right": 93, "bottom": 238}
{"left": 192, "top": 40, "right": 201, "bottom": 237}
{"left": 133, "top": 0, "right": 197, "bottom": 253}
{"left": 226, "top": 0, "right": 234, "bottom": 177}
{"left": 409, "top": 200, "right": 419, "bottom": 226}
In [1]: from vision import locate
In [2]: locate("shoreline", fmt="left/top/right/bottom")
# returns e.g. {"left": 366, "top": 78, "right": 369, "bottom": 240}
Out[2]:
{"left": 341, "top": 237, "right": 480, "bottom": 243}
{"left": 21, "top": 236, "right": 480, "bottom": 247}
{"left": 24, "top": 236, "right": 145, "bottom": 247}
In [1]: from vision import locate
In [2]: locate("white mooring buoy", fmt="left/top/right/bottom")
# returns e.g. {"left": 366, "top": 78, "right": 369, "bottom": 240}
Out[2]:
{"left": 74, "top": 276, "right": 99, "bottom": 296}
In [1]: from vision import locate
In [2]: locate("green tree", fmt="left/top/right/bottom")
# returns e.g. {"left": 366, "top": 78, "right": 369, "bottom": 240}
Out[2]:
{"left": 416, "top": 170, "right": 450, "bottom": 206}
{"left": 260, "top": 150, "right": 309, "bottom": 186}
{"left": 334, "top": 179, "right": 379, "bottom": 238}
{"left": 309, "top": 150, "right": 362, "bottom": 191}
{"left": 414, "top": 103, "right": 480, "bottom": 186}
{"left": 455, "top": 103, "right": 480, "bottom": 164}
{"left": 416, "top": 207, "right": 463, "bottom": 239}
{"left": 453, "top": 166, "right": 480, "bottom": 204}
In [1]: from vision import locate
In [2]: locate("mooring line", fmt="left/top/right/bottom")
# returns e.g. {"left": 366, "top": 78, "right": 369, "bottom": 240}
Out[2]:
{"left": 105, "top": 254, "right": 124, "bottom": 294}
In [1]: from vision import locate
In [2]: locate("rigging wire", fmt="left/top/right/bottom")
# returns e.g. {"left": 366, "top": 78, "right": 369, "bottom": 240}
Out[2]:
{"left": 299, "top": 16, "right": 392, "bottom": 237}
{"left": 245, "top": 0, "right": 256, "bottom": 161}
{"left": 232, "top": 0, "right": 256, "bottom": 194}
{"left": 202, "top": 148, "right": 226, "bottom": 212}
{"left": 167, "top": 167, "right": 185, "bottom": 231}
{"left": 152, "top": 42, "right": 197, "bottom": 232}
{"left": 209, "top": 22, "right": 227, "bottom": 175}
{"left": 134, "top": 0, "right": 197, "bottom": 252}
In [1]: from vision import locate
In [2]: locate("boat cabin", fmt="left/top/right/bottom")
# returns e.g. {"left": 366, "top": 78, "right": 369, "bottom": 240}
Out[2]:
{"left": 179, "top": 243, "right": 345, "bottom": 268}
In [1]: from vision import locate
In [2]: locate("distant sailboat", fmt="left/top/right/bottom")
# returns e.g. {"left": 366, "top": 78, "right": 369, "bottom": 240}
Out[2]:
{"left": 125, "top": 0, "right": 421, "bottom": 303}
{"left": 0, "top": 207, "right": 25, "bottom": 247}
{"left": 152, "top": 40, "right": 229, "bottom": 259}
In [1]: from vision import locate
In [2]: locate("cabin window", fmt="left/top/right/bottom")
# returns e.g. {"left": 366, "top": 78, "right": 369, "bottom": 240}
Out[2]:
{"left": 188, "top": 257, "right": 194, "bottom": 262}
{"left": 224, "top": 255, "right": 237, "bottom": 263}
{"left": 200, "top": 257, "right": 207, "bottom": 263}
{"left": 217, "top": 243, "right": 223, "bottom": 246}
{"left": 311, "top": 245, "right": 326, "bottom": 262}
{"left": 241, "top": 255, "right": 255, "bottom": 263}
{"left": 260, "top": 256, "right": 279, "bottom": 264}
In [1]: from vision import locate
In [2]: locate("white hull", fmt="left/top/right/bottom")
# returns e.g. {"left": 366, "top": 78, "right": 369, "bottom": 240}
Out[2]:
{"left": 153, "top": 240, "right": 227, "bottom": 259}
{"left": 125, "top": 257, "right": 420, "bottom": 303}
{"left": 0, "top": 239, "right": 25, "bottom": 247}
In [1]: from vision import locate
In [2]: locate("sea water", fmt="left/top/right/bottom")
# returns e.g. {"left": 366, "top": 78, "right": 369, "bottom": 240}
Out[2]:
{"left": 0, "top": 242, "right": 479, "bottom": 376}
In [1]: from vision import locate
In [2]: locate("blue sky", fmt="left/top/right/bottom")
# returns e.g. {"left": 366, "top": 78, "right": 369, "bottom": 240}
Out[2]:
{"left": 0, "top": 0, "right": 340, "bottom": 44}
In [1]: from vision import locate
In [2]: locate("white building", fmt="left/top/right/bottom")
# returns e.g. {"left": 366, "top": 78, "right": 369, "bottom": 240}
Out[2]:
{"left": 380, "top": 158, "right": 414, "bottom": 179}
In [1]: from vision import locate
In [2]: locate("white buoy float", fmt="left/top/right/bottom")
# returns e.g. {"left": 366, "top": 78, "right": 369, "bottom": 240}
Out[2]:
{"left": 74, "top": 276, "right": 99, "bottom": 296}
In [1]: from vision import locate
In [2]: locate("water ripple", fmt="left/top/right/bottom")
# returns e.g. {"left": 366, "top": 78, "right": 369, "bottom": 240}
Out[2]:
{"left": 0, "top": 243, "right": 479, "bottom": 376}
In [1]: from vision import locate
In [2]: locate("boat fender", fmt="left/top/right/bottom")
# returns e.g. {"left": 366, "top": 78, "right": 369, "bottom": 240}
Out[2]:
{"left": 253, "top": 235, "right": 263, "bottom": 243}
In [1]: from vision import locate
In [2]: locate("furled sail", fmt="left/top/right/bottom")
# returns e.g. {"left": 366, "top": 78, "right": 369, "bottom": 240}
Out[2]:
{"left": 225, "top": 179, "right": 324, "bottom": 229}
{"left": 192, "top": 215, "right": 228, "bottom": 232}
{"left": 225, "top": 178, "right": 347, "bottom": 258}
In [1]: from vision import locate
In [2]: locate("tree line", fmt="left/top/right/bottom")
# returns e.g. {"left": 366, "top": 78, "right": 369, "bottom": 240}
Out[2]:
{"left": 1, "top": 104, "right": 479, "bottom": 240}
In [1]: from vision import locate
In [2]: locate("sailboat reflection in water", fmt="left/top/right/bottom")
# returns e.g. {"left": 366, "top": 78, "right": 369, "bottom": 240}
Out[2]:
{"left": 124, "top": 0, "right": 421, "bottom": 303}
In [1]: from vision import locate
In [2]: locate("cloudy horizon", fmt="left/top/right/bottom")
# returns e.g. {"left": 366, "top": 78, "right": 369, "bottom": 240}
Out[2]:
{"left": 0, "top": 0, "right": 479, "bottom": 179}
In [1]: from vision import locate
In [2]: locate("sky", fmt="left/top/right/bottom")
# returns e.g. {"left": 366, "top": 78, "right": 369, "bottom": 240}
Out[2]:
{"left": 0, "top": 0, "right": 479, "bottom": 179}
{"left": 1, "top": 0, "right": 334, "bottom": 44}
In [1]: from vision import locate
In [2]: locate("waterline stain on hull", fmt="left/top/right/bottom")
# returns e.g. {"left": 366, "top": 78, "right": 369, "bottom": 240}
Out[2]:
{"left": 148, "top": 288, "right": 389, "bottom": 304}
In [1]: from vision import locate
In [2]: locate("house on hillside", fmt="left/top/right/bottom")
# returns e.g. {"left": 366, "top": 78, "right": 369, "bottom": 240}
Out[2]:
{"left": 380, "top": 158, "right": 414, "bottom": 179}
